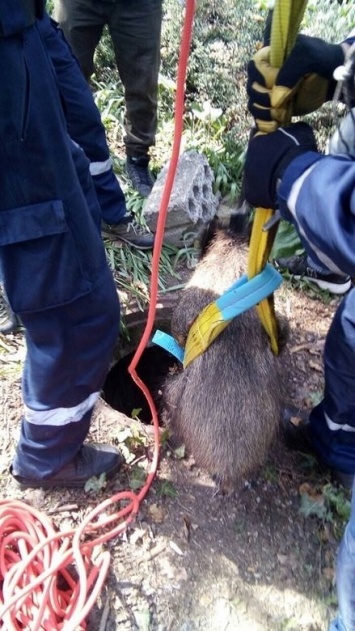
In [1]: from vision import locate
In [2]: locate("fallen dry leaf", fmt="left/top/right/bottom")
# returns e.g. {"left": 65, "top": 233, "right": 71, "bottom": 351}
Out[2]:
{"left": 148, "top": 503, "right": 166, "bottom": 523}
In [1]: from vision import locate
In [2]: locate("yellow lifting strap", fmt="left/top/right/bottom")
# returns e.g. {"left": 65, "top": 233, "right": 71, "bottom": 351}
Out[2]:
{"left": 247, "top": 0, "right": 308, "bottom": 355}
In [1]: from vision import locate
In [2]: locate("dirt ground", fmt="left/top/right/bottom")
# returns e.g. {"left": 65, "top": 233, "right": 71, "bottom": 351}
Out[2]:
{"left": 0, "top": 257, "right": 352, "bottom": 631}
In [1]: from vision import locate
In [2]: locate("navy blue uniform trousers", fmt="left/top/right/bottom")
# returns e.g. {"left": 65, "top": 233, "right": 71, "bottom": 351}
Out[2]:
{"left": 37, "top": 11, "right": 127, "bottom": 225}
{"left": 279, "top": 150, "right": 355, "bottom": 475}
{"left": 0, "top": 10, "right": 120, "bottom": 479}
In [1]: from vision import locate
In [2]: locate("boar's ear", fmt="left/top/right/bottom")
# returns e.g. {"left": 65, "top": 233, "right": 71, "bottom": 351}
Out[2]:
{"left": 228, "top": 209, "right": 253, "bottom": 241}
{"left": 197, "top": 217, "right": 221, "bottom": 256}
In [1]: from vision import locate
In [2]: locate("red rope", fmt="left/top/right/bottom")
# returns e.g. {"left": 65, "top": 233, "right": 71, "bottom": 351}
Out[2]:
{"left": 0, "top": 2, "right": 196, "bottom": 628}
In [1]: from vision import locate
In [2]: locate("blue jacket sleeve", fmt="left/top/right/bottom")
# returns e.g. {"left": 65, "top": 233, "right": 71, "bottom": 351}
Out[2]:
{"left": 278, "top": 151, "right": 355, "bottom": 276}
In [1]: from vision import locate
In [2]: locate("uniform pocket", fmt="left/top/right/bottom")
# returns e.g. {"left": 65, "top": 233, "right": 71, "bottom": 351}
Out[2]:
{"left": 0, "top": 199, "right": 92, "bottom": 314}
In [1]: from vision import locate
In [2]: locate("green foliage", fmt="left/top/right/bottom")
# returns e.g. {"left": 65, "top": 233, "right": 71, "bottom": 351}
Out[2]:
{"left": 157, "top": 479, "right": 178, "bottom": 498}
{"left": 84, "top": 472, "right": 107, "bottom": 493}
{"left": 271, "top": 221, "right": 304, "bottom": 260}
{"left": 301, "top": 0, "right": 355, "bottom": 39}
{"left": 183, "top": 101, "right": 246, "bottom": 201}
{"left": 280, "top": 271, "right": 342, "bottom": 305}
{"left": 113, "top": 425, "right": 149, "bottom": 467}
{"left": 128, "top": 466, "right": 147, "bottom": 491}
{"left": 172, "top": 444, "right": 186, "bottom": 460}
{"left": 299, "top": 482, "right": 351, "bottom": 537}
{"left": 93, "top": 26, "right": 116, "bottom": 74}
{"left": 262, "top": 463, "right": 278, "bottom": 484}
{"left": 92, "top": 81, "right": 125, "bottom": 131}
{"left": 323, "top": 483, "right": 351, "bottom": 522}
{"left": 104, "top": 240, "right": 184, "bottom": 312}
{"left": 161, "top": 0, "right": 267, "bottom": 116}
{"left": 131, "top": 407, "right": 143, "bottom": 420}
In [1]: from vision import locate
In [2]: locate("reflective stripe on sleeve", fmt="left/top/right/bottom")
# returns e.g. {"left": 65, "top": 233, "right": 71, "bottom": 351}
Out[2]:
{"left": 89, "top": 158, "right": 112, "bottom": 176}
{"left": 286, "top": 163, "right": 345, "bottom": 276}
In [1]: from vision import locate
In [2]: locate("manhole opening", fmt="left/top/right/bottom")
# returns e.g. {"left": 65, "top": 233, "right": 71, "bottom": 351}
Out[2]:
{"left": 102, "top": 344, "right": 178, "bottom": 424}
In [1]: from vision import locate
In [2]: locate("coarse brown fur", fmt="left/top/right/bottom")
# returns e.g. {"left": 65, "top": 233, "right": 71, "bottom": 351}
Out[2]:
{"left": 161, "top": 215, "right": 289, "bottom": 492}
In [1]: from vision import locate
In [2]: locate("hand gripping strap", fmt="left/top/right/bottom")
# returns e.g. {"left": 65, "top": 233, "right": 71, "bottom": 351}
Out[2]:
{"left": 248, "top": 0, "right": 308, "bottom": 352}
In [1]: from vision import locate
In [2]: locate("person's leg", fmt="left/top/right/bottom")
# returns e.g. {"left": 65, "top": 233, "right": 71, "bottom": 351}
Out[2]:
{"left": 282, "top": 289, "right": 355, "bottom": 488}
{"left": 329, "top": 478, "right": 355, "bottom": 631}
{"left": 309, "top": 289, "right": 355, "bottom": 476}
{"left": 14, "top": 265, "right": 119, "bottom": 479}
{"left": 109, "top": 0, "right": 162, "bottom": 157}
{"left": 0, "top": 21, "right": 120, "bottom": 482}
{"left": 42, "top": 10, "right": 154, "bottom": 247}
{"left": 53, "top": 0, "right": 105, "bottom": 81}
{"left": 38, "top": 12, "right": 127, "bottom": 225}
{"left": 109, "top": 0, "right": 163, "bottom": 196}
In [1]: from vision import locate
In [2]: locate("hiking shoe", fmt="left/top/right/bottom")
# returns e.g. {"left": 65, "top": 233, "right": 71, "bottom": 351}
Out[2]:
{"left": 274, "top": 253, "right": 351, "bottom": 295}
{"left": 281, "top": 405, "right": 313, "bottom": 452}
{"left": 281, "top": 406, "right": 354, "bottom": 490}
{"left": 102, "top": 216, "right": 154, "bottom": 250}
{"left": 126, "top": 156, "right": 155, "bottom": 197}
{"left": 11, "top": 443, "right": 123, "bottom": 489}
{"left": 0, "top": 286, "right": 19, "bottom": 334}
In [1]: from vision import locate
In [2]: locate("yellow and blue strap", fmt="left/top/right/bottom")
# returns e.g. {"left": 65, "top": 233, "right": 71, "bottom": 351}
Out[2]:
{"left": 152, "top": 262, "right": 282, "bottom": 368}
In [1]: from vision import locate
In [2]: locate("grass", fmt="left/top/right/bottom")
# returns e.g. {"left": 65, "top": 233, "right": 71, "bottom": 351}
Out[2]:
{"left": 278, "top": 271, "right": 345, "bottom": 305}
{"left": 104, "top": 238, "right": 198, "bottom": 316}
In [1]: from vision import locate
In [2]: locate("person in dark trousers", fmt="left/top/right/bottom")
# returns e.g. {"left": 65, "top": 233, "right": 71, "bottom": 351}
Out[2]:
{"left": 244, "top": 30, "right": 355, "bottom": 631}
{"left": 53, "top": 0, "right": 163, "bottom": 198}
{"left": 0, "top": 0, "right": 122, "bottom": 489}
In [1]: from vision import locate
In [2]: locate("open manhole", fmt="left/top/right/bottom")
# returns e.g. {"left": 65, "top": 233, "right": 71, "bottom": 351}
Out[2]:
{"left": 102, "top": 303, "right": 179, "bottom": 423}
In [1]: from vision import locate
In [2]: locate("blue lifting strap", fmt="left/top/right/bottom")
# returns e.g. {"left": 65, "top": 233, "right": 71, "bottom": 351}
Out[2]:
{"left": 152, "top": 262, "right": 283, "bottom": 364}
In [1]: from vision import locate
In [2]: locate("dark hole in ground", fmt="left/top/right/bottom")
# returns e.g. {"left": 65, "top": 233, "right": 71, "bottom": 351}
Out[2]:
{"left": 102, "top": 345, "right": 178, "bottom": 423}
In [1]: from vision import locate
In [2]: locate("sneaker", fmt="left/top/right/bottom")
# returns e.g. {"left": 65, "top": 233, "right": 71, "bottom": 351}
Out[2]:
{"left": 102, "top": 216, "right": 154, "bottom": 250}
{"left": 126, "top": 156, "right": 155, "bottom": 197}
{"left": 281, "top": 406, "right": 354, "bottom": 490}
{"left": 0, "top": 286, "right": 19, "bottom": 334}
{"left": 11, "top": 443, "right": 123, "bottom": 489}
{"left": 274, "top": 253, "right": 352, "bottom": 295}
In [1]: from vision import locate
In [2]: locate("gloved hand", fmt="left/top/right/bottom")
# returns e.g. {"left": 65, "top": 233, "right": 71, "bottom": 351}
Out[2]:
{"left": 247, "top": 35, "right": 345, "bottom": 132}
{"left": 243, "top": 122, "right": 318, "bottom": 209}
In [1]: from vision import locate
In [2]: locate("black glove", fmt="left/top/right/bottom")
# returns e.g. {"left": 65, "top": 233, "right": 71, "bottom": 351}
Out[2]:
{"left": 244, "top": 122, "right": 318, "bottom": 210}
{"left": 247, "top": 35, "right": 345, "bottom": 132}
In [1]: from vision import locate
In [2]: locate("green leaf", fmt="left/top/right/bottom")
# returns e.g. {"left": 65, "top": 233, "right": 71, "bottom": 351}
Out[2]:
{"left": 270, "top": 220, "right": 304, "bottom": 260}
{"left": 131, "top": 407, "right": 143, "bottom": 419}
{"left": 173, "top": 444, "right": 186, "bottom": 459}
{"left": 299, "top": 492, "right": 328, "bottom": 520}
{"left": 84, "top": 473, "right": 107, "bottom": 493}
{"left": 157, "top": 480, "right": 178, "bottom": 498}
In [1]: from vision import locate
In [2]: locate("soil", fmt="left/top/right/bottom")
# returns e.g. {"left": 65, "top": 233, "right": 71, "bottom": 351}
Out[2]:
{"left": 0, "top": 261, "right": 351, "bottom": 631}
